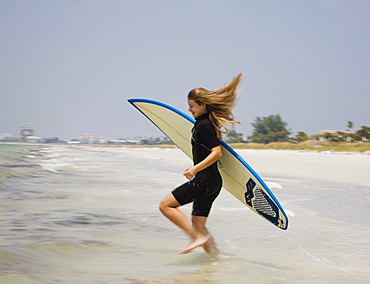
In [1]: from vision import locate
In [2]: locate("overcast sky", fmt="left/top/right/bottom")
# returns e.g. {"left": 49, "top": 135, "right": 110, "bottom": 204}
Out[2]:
{"left": 1, "top": 0, "right": 369, "bottom": 139}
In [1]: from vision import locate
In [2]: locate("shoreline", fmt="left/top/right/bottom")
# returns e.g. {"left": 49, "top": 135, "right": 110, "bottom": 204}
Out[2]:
{"left": 1, "top": 141, "right": 370, "bottom": 154}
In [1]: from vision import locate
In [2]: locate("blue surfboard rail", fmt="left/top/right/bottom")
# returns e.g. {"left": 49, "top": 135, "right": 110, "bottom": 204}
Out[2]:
{"left": 128, "top": 98, "right": 289, "bottom": 230}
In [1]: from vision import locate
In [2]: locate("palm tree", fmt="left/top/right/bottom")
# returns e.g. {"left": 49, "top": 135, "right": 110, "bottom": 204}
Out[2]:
{"left": 347, "top": 121, "right": 353, "bottom": 132}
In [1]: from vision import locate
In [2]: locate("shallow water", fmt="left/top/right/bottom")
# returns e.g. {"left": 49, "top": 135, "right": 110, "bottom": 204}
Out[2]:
{"left": 0, "top": 144, "right": 369, "bottom": 283}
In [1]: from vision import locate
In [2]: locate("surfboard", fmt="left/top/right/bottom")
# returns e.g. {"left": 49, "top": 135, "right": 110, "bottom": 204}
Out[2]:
{"left": 128, "top": 98, "right": 289, "bottom": 230}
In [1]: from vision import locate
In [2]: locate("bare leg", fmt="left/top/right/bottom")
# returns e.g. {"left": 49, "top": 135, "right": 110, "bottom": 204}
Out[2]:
{"left": 203, "top": 235, "right": 219, "bottom": 257}
{"left": 159, "top": 194, "right": 219, "bottom": 256}
{"left": 193, "top": 216, "right": 219, "bottom": 256}
{"left": 178, "top": 216, "right": 219, "bottom": 255}
{"left": 159, "top": 193, "right": 197, "bottom": 240}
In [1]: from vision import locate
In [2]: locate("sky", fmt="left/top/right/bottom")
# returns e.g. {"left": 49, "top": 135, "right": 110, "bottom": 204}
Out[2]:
{"left": 1, "top": 0, "right": 369, "bottom": 139}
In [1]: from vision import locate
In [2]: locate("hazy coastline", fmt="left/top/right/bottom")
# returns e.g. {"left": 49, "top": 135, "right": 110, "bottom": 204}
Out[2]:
{"left": 2, "top": 141, "right": 370, "bottom": 154}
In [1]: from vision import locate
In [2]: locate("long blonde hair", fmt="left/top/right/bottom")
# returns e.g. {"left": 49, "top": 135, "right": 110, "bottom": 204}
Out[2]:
{"left": 188, "top": 73, "right": 242, "bottom": 140}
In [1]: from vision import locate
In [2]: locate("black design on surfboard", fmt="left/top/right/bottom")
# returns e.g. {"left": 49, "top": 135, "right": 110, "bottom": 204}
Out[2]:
{"left": 245, "top": 178, "right": 281, "bottom": 227}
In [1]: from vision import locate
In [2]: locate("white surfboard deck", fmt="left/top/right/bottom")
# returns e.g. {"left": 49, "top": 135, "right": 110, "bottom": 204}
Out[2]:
{"left": 128, "top": 98, "right": 288, "bottom": 230}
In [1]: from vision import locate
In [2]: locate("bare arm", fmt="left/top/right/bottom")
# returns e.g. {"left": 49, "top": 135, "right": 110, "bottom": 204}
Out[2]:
{"left": 183, "top": 145, "right": 222, "bottom": 180}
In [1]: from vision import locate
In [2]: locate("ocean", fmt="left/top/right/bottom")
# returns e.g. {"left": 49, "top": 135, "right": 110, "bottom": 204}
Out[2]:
{"left": 0, "top": 143, "right": 369, "bottom": 283}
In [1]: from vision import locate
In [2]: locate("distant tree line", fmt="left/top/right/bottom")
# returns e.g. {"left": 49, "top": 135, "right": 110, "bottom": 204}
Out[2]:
{"left": 226, "top": 115, "right": 370, "bottom": 144}
{"left": 311, "top": 126, "right": 370, "bottom": 143}
{"left": 139, "top": 137, "right": 174, "bottom": 145}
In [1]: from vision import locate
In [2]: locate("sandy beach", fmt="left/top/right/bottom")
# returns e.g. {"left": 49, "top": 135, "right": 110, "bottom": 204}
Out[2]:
{"left": 85, "top": 145, "right": 370, "bottom": 185}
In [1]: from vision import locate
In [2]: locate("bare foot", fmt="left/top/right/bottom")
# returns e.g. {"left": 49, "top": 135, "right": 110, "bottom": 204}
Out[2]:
{"left": 203, "top": 236, "right": 219, "bottom": 257}
{"left": 178, "top": 235, "right": 210, "bottom": 254}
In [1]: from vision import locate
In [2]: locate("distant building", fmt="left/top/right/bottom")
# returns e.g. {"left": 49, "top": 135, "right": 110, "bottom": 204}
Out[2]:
{"left": 320, "top": 130, "right": 355, "bottom": 135}
{"left": 20, "top": 125, "right": 34, "bottom": 140}
{"left": 0, "top": 133, "right": 13, "bottom": 141}
{"left": 319, "top": 130, "right": 356, "bottom": 142}
{"left": 79, "top": 133, "right": 116, "bottom": 144}
{"left": 25, "top": 136, "right": 44, "bottom": 143}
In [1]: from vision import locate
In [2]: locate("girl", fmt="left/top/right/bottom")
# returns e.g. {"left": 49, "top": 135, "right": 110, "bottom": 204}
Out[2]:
{"left": 159, "top": 73, "right": 242, "bottom": 255}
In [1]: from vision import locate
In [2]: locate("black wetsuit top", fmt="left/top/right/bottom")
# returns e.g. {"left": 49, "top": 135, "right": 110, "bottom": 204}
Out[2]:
{"left": 191, "top": 113, "right": 220, "bottom": 173}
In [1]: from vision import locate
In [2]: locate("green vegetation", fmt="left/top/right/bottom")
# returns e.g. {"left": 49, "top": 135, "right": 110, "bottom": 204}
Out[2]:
{"left": 293, "top": 131, "right": 310, "bottom": 143}
{"left": 312, "top": 126, "right": 370, "bottom": 142}
{"left": 225, "top": 129, "right": 244, "bottom": 143}
{"left": 230, "top": 141, "right": 370, "bottom": 153}
{"left": 223, "top": 116, "right": 370, "bottom": 153}
{"left": 138, "top": 137, "right": 174, "bottom": 145}
{"left": 125, "top": 141, "right": 370, "bottom": 153}
{"left": 249, "top": 114, "right": 291, "bottom": 144}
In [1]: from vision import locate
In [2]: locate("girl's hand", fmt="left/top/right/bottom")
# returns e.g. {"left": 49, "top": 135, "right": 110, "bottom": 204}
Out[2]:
{"left": 184, "top": 166, "right": 197, "bottom": 180}
{"left": 183, "top": 145, "right": 222, "bottom": 180}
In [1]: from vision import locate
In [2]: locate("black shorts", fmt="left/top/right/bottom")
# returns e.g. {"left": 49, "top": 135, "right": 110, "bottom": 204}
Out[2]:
{"left": 172, "top": 170, "right": 222, "bottom": 217}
